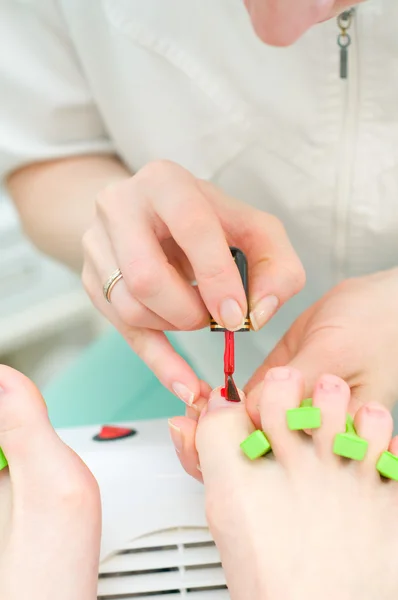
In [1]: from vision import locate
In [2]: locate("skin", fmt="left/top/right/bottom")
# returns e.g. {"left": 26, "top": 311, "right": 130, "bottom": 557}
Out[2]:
{"left": 171, "top": 369, "right": 398, "bottom": 599}
{"left": 9, "top": 158, "right": 305, "bottom": 406}
{"left": 6, "top": 0, "right": 387, "bottom": 411}
{"left": 244, "top": 0, "right": 366, "bottom": 46}
{"left": 2, "top": 364, "right": 398, "bottom": 599}
{"left": 0, "top": 366, "right": 101, "bottom": 600}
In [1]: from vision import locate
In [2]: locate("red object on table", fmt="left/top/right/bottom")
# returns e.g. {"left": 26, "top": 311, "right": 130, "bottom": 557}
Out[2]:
{"left": 93, "top": 425, "right": 136, "bottom": 442}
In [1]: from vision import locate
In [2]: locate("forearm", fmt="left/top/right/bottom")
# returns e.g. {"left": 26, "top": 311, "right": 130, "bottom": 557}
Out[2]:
{"left": 6, "top": 154, "right": 131, "bottom": 271}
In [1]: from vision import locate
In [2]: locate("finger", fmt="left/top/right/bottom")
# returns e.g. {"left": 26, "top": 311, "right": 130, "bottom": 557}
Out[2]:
{"left": 196, "top": 388, "right": 251, "bottom": 487}
{"left": 82, "top": 224, "right": 174, "bottom": 330}
{"left": 83, "top": 252, "right": 205, "bottom": 405}
{"left": 201, "top": 181, "right": 306, "bottom": 331}
{"left": 97, "top": 173, "right": 208, "bottom": 331}
{"left": 185, "top": 382, "right": 212, "bottom": 422}
{"left": 147, "top": 165, "right": 248, "bottom": 331}
{"left": 168, "top": 417, "right": 202, "bottom": 482}
{"left": 123, "top": 327, "right": 204, "bottom": 406}
{"left": 244, "top": 0, "right": 333, "bottom": 46}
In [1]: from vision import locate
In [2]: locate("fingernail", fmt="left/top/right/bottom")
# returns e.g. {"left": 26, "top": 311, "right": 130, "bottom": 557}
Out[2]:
{"left": 266, "top": 367, "right": 292, "bottom": 381}
{"left": 197, "top": 464, "right": 202, "bottom": 473}
{"left": 172, "top": 382, "right": 195, "bottom": 406}
{"left": 168, "top": 420, "right": 183, "bottom": 453}
{"left": 207, "top": 386, "right": 245, "bottom": 412}
{"left": 219, "top": 298, "right": 245, "bottom": 331}
{"left": 250, "top": 295, "right": 279, "bottom": 331}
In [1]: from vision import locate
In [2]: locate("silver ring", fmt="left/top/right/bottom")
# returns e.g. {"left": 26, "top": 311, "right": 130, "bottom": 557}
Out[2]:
{"left": 103, "top": 268, "right": 123, "bottom": 303}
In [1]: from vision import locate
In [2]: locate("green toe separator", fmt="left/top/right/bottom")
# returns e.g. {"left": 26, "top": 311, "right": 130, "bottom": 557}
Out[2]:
{"left": 286, "top": 398, "right": 321, "bottom": 431}
{"left": 333, "top": 414, "right": 368, "bottom": 461}
{"left": 300, "top": 397, "right": 313, "bottom": 408}
{"left": 0, "top": 447, "right": 8, "bottom": 471}
{"left": 241, "top": 430, "right": 272, "bottom": 460}
{"left": 376, "top": 451, "right": 398, "bottom": 481}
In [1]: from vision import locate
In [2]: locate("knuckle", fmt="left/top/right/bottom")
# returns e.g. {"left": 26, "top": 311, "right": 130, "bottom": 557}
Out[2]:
{"left": 96, "top": 179, "right": 132, "bottom": 219}
{"left": 178, "top": 309, "right": 207, "bottom": 331}
{"left": 125, "top": 261, "right": 163, "bottom": 298}
{"left": 195, "top": 261, "right": 226, "bottom": 284}
{"left": 137, "top": 159, "right": 181, "bottom": 184}
{"left": 264, "top": 212, "right": 285, "bottom": 235}
{"left": 280, "top": 260, "right": 306, "bottom": 294}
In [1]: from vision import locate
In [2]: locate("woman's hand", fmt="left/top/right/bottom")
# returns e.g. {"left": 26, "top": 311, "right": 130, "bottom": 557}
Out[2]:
{"left": 82, "top": 160, "right": 304, "bottom": 407}
{"left": 245, "top": 269, "right": 398, "bottom": 421}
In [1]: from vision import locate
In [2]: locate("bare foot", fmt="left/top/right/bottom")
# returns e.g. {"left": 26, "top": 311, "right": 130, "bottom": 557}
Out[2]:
{"left": 196, "top": 368, "right": 398, "bottom": 600}
{"left": 0, "top": 366, "right": 101, "bottom": 600}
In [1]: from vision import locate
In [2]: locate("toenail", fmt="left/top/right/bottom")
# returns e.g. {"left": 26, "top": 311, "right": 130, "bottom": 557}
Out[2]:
{"left": 364, "top": 405, "right": 387, "bottom": 418}
{"left": 266, "top": 367, "right": 291, "bottom": 381}
{"left": 319, "top": 378, "right": 340, "bottom": 392}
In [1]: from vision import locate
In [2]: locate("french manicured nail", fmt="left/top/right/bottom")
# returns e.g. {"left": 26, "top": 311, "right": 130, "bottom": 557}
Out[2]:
{"left": 207, "top": 386, "right": 245, "bottom": 412}
{"left": 219, "top": 298, "right": 245, "bottom": 331}
{"left": 168, "top": 420, "right": 183, "bottom": 453}
{"left": 250, "top": 295, "right": 279, "bottom": 331}
{"left": 266, "top": 367, "right": 292, "bottom": 381}
{"left": 172, "top": 382, "right": 195, "bottom": 406}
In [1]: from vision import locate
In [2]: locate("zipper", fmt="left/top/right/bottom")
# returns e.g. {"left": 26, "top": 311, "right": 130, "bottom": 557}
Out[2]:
{"left": 337, "top": 9, "right": 354, "bottom": 79}
{"left": 334, "top": 8, "right": 358, "bottom": 282}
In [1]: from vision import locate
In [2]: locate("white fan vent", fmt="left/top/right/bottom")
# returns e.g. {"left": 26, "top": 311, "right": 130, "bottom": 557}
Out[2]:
{"left": 98, "top": 527, "right": 228, "bottom": 599}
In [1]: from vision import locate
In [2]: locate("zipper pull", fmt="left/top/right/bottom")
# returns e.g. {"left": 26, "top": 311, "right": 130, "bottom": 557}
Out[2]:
{"left": 337, "top": 9, "right": 354, "bottom": 80}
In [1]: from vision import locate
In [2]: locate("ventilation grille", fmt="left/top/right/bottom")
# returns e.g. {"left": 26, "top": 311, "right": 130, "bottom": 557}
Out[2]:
{"left": 98, "top": 527, "right": 228, "bottom": 599}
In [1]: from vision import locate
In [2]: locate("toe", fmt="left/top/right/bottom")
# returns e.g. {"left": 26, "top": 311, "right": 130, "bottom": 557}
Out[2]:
{"left": 196, "top": 387, "right": 254, "bottom": 487}
{"left": 259, "top": 367, "right": 307, "bottom": 466}
{"left": 169, "top": 416, "right": 202, "bottom": 482}
{"left": 388, "top": 435, "right": 398, "bottom": 456}
{"left": 0, "top": 366, "right": 97, "bottom": 500}
{"left": 312, "top": 374, "right": 350, "bottom": 462}
{"left": 354, "top": 403, "right": 393, "bottom": 478}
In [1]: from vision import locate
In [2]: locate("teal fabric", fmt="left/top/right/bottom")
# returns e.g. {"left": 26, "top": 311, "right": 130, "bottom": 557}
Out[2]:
{"left": 43, "top": 329, "right": 190, "bottom": 428}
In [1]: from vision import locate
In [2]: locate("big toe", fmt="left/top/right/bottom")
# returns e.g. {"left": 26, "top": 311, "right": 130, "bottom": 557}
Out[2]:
{"left": 0, "top": 366, "right": 97, "bottom": 502}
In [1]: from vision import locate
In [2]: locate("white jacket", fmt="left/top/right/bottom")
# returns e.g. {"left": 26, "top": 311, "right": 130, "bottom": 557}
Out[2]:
{"left": 1, "top": 0, "right": 397, "bottom": 385}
